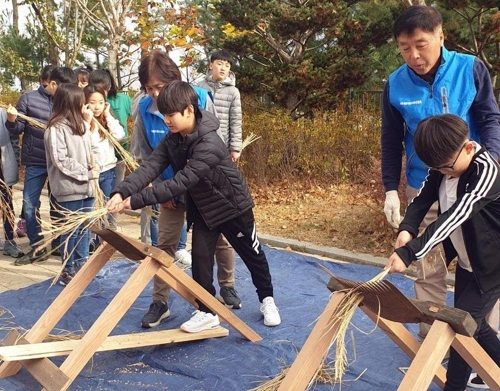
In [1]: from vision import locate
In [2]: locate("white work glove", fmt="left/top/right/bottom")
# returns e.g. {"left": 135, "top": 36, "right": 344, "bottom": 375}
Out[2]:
{"left": 384, "top": 190, "right": 401, "bottom": 228}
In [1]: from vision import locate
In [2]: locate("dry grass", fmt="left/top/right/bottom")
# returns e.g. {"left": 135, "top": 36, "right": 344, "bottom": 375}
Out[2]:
{"left": 251, "top": 180, "right": 397, "bottom": 257}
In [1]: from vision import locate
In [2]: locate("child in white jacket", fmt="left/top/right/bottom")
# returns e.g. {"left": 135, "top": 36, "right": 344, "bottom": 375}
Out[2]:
{"left": 83, "top": 84, "right": 125, "bottom": 232}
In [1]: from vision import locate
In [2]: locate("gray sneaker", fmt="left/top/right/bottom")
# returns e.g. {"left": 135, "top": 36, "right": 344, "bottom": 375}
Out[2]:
{"left": 3, "top": 241, "right": 24, "bottom": 258}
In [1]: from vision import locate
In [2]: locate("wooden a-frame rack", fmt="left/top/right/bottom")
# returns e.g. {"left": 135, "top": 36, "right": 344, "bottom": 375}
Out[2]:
{"left": 0, "top": 228, "right": 262, "bottom": 391}
{"left": 277, "top": 274, "right": 500, "bottom": 391}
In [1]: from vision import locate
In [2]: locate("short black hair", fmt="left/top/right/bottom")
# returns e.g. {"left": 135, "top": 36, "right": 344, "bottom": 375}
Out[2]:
{"left": 393, "top": 5, "right": 442, "bottom": 40}
{"left": 40, "top": 65, "right": 54, "bottom": 83}
{"left": 89, "top": 69, "right": 118, "bottom": 97}
{"left": 414, "top": 114, "right": 469, "bottom": 169}
{"left": 50, "top": 67, "right": 78, "bottom": 85}
{"left": 157, "top": 81, "right": 199, "bottom": 115}
{"left": 210, "top": 49, "right": 233, "bottom": 66}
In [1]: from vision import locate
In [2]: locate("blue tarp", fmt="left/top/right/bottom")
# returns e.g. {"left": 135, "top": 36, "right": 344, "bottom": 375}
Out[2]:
{"left": 0, "top": 247, "right": 450, "bottom": 390}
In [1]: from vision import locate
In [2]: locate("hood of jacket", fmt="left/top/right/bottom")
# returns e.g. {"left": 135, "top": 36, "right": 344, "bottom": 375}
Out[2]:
{"left": 184, "top": 109, "right": 221, "bottom": 149}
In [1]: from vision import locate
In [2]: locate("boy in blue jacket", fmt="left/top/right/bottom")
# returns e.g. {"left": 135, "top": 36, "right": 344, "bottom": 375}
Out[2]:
{"left": 386, "top": 114, "right": 500, "bottom": 391}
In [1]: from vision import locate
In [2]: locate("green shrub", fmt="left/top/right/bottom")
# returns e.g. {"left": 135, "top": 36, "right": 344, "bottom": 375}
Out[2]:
{"left": 240, "top": 99, "right": 381, "bottom": 185}
{"left": 0, "top": 91, "right": 22, "bottom": 106}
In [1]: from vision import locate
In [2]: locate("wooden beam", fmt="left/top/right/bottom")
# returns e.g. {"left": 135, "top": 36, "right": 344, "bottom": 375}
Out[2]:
{"left": 361, "top": 307, "right": 447, "bottom": 388}
{"left": 398, "top": 321, "right": 454, "bottom": 391}
{"left": 155, "top": 266, "right": 198, "bottom": 308}
{"left": 453, "top": 334, "right": 500, "bottom": 391}
{"left": 0, "top": 243, "right": 115, "bottom": 378}
{"left": 51, "top": 257, "right": 160, "bottom": 391}
{"left": 277, "top": 292, "right": 345, "bottom": 391}
{"left": 165, "top": 263, "right": 262, "bottom": 342}
{"left": 0, "top": 328, "right": 229, "bottom": 361}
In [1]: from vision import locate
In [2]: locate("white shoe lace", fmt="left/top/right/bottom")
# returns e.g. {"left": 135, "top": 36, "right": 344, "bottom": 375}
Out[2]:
{"left": 189, "top": 310, "right": 211, "bottom": 324}
{"left": 261, "top": 300, "right": 278, "bottom": 316}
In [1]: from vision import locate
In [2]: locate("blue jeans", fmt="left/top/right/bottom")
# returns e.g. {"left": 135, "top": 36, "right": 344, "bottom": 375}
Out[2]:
{"left": 99, "top": 168, "right": 117, "bottom": 229}
{"left": 178, "top": 220, "right": 187, "bottom": 250}
{"left": 23, "top": 165, "right": 48, "bottom": 246}
{"left": 98, "top": 168, "right": 116, "bottom": 198}
{"left": 59, "top": 197, "right": 94, "bottom": 272}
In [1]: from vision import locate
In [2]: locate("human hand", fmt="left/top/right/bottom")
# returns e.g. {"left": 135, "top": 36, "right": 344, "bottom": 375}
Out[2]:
{"left": 384, "top": 190, "right": 401, "bottom": 228}
{"left": 82, "top": 104, "right": 94, "bottom": 123}
{"left": 106, "top": 194, "right": 129, "bottom": 213}
{"left": 395, "top": 230, "right": 412, "bottom": 249}
{"left": 6, "top": 105, "right": 18, "bottom": 123}
{"left": 385, "top": 252, "right": 407, "bottom": 274}
{"left": 103, "top": 102, "right": 111, "bottom": 116}
{"left": 230, "top": 151, "right": 241, "bottom": 163}
{"left": 161, "top": 199, "right": 177, "bottom": 210}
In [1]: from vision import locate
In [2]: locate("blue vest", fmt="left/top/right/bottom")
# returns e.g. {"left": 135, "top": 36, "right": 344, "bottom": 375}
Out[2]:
{"left": 139, "top": 86, "right": 212, "bottom": 180}
{"left": 389, "top": 47, "right": 478, "bottom": 189}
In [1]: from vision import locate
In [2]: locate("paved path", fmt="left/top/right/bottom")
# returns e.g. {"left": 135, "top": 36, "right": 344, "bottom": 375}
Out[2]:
{"left": 0, "top": 186, "right": 450, "bottom": 294}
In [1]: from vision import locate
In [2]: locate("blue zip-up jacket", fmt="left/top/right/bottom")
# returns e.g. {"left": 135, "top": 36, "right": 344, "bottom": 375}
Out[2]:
{"left": 381, "top": 47, "right": 500, "bottom": 191}
{"left": 137, "top": 86, "right": 211, "bottom": 181}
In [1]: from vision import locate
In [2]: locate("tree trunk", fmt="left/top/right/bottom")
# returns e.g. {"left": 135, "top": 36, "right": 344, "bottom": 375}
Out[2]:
{"left": 11, "top": 0, "right": 19, "bottom": 32}
{"left": 107, "top": 38, "right": 119, "bottom": 87}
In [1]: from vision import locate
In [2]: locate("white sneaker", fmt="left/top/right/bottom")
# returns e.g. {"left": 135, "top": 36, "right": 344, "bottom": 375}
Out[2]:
{"left": 467, "top": 373, "right": 489, "bottom": 389}
{"left": 260, "top": 297, "right": 281, "bottom": 326}
{"left": 175, "top": 249, "right": 192, "bottom": 266}
{"left": 180, "top": 310, "right": 220, "bottom": 333}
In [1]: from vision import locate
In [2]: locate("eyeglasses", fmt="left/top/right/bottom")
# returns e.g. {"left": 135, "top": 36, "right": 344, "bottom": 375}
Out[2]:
{"left": 428, "top": 142, "right": 467, "bottom": 172}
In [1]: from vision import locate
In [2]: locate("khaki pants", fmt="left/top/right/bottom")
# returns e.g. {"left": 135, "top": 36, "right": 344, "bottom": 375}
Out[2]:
{"left": 152, "top": 204, "right": 236, "bottom": 303}
{"left": 406, "top": 186, "right": 499, "bottom": 338}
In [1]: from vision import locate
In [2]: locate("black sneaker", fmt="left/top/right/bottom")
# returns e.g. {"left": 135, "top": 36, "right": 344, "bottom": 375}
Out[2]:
{"left": 467, "top": 373, "right": 489, "bottom": 389}
{"left": 219, "top": 286, "right": 242, "bottom": 309}
{"left": 141, "top": 301, "right": 170, "bottom": 328}
{"left": 59, "top": 271, "right": 75, "bottom": 286}
{"left": 14, "top": 247, "right": 49, "bottom": 266}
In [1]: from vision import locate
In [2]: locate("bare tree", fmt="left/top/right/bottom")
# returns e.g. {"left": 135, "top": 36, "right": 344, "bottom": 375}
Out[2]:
{"left": 31, "top": 0, "right": 89, "bottom": 66}
{"left": 72, "top": 0, "right": 135, "bottom": 84}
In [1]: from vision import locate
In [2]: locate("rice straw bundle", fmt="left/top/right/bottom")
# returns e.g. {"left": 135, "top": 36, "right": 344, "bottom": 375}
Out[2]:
{"left": 0, "top": 179, "right": 16, "bottom": 238}
{"left": 0, "top": 103, "right": 47, "bottom": 130}
{"left": 313, "top": 267, "right": 389, "bottom": 386}
{"left": 92, "top": 118, "right": 139, "bottom": 172}
{"left": 241, "top": 132, "right": 261, "bottom": 151}
{"left": 250, "top": 267, "right": 389, "bottom": 390}
{"left": 37, "top": 204, "right": 109, "bottom": 282}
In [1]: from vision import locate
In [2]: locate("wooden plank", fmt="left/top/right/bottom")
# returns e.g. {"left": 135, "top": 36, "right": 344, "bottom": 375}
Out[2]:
{"left": 155, "top": 267, "right": 198, "bottom": 308}
{"left": 91, "top": 227, "right": 173, "bottom": 266}
{"left": 278, "top": 292, "right": 345, "bottom": 391}
{"left": 165, "top": 263, "right": 262, "bottom": 342}
{"left": 398, "top": 321, "right": 454, "bottom": 391}
{"left": 53, "top": 257, "right": 160, "bottom": 391}
{"left": 361, "top": 307, "right": 447, "bottom": 388}
{"left": 453, "top": 334, "right": 500, "bottom": 391}
{"left": 0, "top": 327, "right": 229, "bottom": 361}
{"left": 0, "top": 243, "right": 115, "bottom": 378}
{"left": 22, "top": 357, "right": 70, "bottom": 391}
{"left": 328, "top": 277, "right": 477, "bottom": 336}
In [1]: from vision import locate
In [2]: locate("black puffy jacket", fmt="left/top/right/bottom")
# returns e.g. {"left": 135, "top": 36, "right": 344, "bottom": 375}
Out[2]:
{"left": 5, "top": 86, "right": 52, "bottom": 166}
{"left": 112, "top": 109, "right": 254, "bottom": 230}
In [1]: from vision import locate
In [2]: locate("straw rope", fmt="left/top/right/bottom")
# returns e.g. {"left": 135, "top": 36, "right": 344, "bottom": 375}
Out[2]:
{"left": 0, "top": 103, "right": 47, "bottom": 129}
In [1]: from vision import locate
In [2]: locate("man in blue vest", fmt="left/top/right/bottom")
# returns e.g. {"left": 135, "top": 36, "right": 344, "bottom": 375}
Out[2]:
{"left": 381, "top": 6, "right": 500, "bottom": 388}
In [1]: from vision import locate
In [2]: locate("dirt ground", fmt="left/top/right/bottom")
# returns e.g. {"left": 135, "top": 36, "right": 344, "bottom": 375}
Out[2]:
{"left": 250, "top": 181, "right": 396, "bottom": 258}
